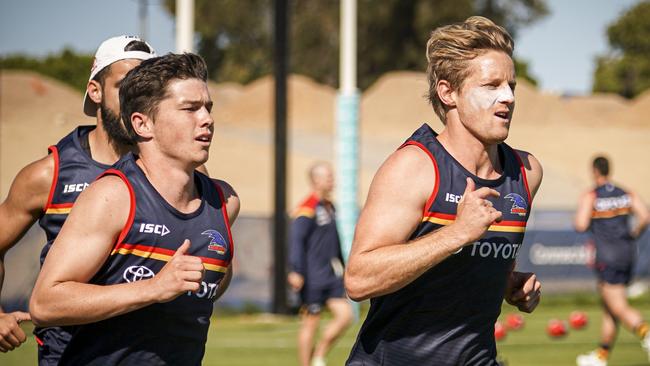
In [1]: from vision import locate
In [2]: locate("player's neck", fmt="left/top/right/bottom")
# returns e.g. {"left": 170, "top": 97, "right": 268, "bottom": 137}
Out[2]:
{"left": 312, "top": 190, "right": 331, "bottom": 202}
{"left": 88, "top": 122, "right": 131, "bottom": 165}
{"left": 136, "top": 153, "right": 201, "bottom": 214}
{"left": 437, "top": 124, "right": 502, "bottom": 180}
{"left": 595, "top": 176, "right": 609, "bottom": 187}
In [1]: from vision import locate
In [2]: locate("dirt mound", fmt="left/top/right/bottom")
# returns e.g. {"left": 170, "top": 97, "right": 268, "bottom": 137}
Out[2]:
{"left": 216, "top": 74, "right": 336, "bottom": 134}
{"left": 2, "top": 69, "right": 649, "bottom": 213}
{"left": 0, "top": 71, "right": 94, "bottom": 195}
{"left": 361, "top": 71, "right": 442, "bottom": 138}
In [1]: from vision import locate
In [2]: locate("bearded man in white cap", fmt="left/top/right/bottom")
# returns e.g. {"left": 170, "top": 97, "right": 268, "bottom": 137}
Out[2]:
{"left": 0, "top": 35, "right": 155, "bottom": 365}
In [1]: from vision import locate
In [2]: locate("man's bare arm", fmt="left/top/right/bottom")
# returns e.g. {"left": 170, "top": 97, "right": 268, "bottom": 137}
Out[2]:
{"left": 345, "top": 146, "right": 502, "bottom": 301}
{"left": 0, "top": 155, "right": 53, "bottom": 351}
{"left": 0, "top": 155, "right": 54, "bottom": 300}
{"left": 630, "top": 191, "right": 650, "bottom": 238}
{"left": 574, "top": 192, "right": 595, "bottom": 233}
{"left": 30, "top": 176, "right": 205, "bottom": 327}
{"left": 505, "top": 151, "right": 544, "bottom": 314}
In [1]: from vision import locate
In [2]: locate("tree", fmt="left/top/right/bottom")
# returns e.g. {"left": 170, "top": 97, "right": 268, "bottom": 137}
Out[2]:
{"left": 593, "top": 1, "right": 650, "bottom": 98}
{"left": 163, "top": 0, "right": 547, "bottom": 88}
{"left": 0, "top": 49, "right": 93, "bottom": 93}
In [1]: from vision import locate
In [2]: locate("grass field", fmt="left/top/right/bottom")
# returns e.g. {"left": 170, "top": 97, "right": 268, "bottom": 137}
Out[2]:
{"left": 3, "top": 294, "right": 650, "bottom": 365}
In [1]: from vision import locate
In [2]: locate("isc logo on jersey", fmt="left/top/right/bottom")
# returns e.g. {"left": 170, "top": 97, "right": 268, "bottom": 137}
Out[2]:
{"left": 62, "top": 182, "right": 89, "bottom": 194}
{"left": 139, "top": 223, "right": 171, "bottom": 236}
{"left": 445, "top": 193, "right": 462, "bottom": 203}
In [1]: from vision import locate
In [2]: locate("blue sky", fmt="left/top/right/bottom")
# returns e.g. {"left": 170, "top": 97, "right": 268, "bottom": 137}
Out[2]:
{"left": 0, "top": 0, "right": 641, "bottom": 95}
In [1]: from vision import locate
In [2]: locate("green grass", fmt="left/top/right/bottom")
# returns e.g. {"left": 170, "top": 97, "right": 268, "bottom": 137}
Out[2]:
{"left": 3, "top": 294, "right": 650, "bottom": 365}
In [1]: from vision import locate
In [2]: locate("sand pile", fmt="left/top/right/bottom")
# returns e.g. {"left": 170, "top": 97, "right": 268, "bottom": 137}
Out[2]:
{"left": 1, "top": 70, "right": 649, "bottom": 215}
{"left": 215, "top": 74, "right": 336, "bottom": 134}
{"left": 0, "top": 71, "right": 94, "bottom": 194}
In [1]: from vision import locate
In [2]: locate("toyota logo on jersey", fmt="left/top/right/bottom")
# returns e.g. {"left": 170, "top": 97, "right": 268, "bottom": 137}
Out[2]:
{"left": 123, "top": 265, "right": 155, "bottom": 283}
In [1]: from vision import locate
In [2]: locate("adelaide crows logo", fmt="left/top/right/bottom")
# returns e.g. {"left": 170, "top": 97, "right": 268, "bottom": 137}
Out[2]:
{"left": 202, "top": 230, "right": 227, "bottom": 255}
{"left": 504, "top": 193, "right": 528, "bottom": 216}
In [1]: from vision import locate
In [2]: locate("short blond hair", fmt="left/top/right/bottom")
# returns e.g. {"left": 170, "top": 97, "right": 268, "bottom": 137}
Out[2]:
{"left": 426, "top": 16, "right": 514, "bottom": 122}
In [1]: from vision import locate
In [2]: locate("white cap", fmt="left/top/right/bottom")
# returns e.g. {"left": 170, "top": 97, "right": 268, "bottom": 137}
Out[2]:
{"left": 83, "top": 35, "right": 156, "bottom": 116}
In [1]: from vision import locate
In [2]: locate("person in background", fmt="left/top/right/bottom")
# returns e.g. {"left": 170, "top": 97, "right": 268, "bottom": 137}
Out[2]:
{"left": 575, "top": 156, "right": 650, "bottom": 366}
{"left": 288, "top": 162, "right": 353, "bottom": 366}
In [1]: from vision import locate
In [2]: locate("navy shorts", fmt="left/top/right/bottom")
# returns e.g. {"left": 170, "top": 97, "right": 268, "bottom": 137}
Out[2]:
{"left": 301, "top": 280, "right": 346, "bottom": 315}
{"left": 595, "top": 263, "right": 633, "bottom": 285}
{"left": 34, "top": 326, "right": 73, "bottom": 366}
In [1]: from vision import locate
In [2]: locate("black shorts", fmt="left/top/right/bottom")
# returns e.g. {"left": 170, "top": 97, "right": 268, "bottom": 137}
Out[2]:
{"left": 595, "top": 263, "right": 633, "bottom": 285}
{"left": 301, "top": 280, "right": 346, "bottom": 315}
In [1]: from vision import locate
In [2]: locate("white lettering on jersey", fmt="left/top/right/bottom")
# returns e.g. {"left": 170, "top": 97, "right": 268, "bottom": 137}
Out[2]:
{"left": 469, "top": 241, "right": 521, "bottom": 259}
{"left": 139, "top": 223, "right": 171, "bottom": 237}
{"left": 62, "top": 182, "right": 90, "bottom": 194}
{"left": 315, "top": 206, "right": 332, "bottom": 226}
{"left": 445, "top": 193, "right": 463, "bottom": 204}
{"left": 188, "top": 281, "right": 220, "bottom": 300}
{"left": 594, "top": 195, "right": 631, "bottom": 212}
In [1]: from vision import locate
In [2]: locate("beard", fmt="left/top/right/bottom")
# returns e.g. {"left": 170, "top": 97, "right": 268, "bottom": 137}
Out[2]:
{"left": 100, "top": 100, "right": 135, "bottom": 146}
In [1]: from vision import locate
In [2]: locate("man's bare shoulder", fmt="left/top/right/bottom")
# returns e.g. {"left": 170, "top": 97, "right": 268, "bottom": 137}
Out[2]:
{"left": 212, "top": 179, "right": 240, "bottom": 223}
{"left": 17, "top": 154, "right": 56, "bottom": 195}
{"left": 74, "top": 174, "right": 132, "bottom": 212}
{"left": 366, "top": 145, "right": 435, "bottom": 208}
{"left": 513, "top": 149, "right": 541, "bottom": 173}
{"left": 4, "top": 154, "right": 56, "bottom": 213}
{"left": 514, "top": 149, "right": 543, "bottom": 198}
{"left": 380, "top": 145, "right": 436, "bottom": 180}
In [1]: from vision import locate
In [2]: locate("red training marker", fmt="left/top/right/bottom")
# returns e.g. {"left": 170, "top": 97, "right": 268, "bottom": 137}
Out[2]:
{"left": 505, "top": 313, "right": 524, "bottom": 330}
{"left": 569, "top": 311, "right": 588, "bottom": 330}
{"left": 546, "top": 319, "right": 567, "bottom": 338}
{"left": 495, "top": 321, "right": 507, "bottom": 341}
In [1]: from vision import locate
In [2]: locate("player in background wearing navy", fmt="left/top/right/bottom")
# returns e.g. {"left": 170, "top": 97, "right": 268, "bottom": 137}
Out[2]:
{"left": 575, "top": 156, "right": 649, "bottom": 366}
{"left": 345, "top": 17, "right": 543, "bottom": 365}
{"left": 0, "top": 35, "right": 155, "bottom": 362}
{"left": 288, "top": 162, "right": 353, "bottom": 366}
{"left": 29, "top": 53, "right": 239, "bottom": 365}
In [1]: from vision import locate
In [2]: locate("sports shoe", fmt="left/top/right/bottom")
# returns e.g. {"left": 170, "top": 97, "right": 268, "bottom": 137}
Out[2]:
{"left": 641, "top": 333, "right": 650, "bottom": 361}
{"left": 311, "top": 356, "right": 326, "bottom": 366}
{"left": 576, "top": 350, "right": 607, "bottom": 366}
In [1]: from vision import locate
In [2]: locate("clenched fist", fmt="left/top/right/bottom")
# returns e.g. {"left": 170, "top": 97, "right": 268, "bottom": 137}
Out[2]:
{"left": 453, "top": 177, "right": 503, "bottom": 245}
{"left": 505, "top": 271, "right": 541, "bottom": 313}
{"left": 0, "top": 311, "right": 30, "bottom": 352}
{"left": 150, "top": 239, "right": 205, "bottom": 303}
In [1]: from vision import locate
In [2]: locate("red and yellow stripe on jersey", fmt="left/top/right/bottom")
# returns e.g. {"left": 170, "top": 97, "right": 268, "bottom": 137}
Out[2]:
{"left": 422, "top": 212, "right": 526, "bottom": 233}
{"left": 111, "top": 243, "right": 229, "bottom": 273}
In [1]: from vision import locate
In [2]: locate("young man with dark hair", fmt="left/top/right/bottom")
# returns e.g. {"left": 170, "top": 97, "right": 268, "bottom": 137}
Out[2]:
{"left": 0, "top": 35, "right": 155, "bottom": 363}
{"left": 345, "top": 16, "right": 542, "bottom": 365}
{"left": 575, "top": 156, "right": 650, "bottom": 366}
{"left": 30, "top": 52, "right": 238, "bottom": 366}
{"left": 288, "top": 162, "right": 352, "bottom": 366}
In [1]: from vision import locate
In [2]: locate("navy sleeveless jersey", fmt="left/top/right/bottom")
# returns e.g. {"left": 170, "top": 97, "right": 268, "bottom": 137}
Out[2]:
{"left": 35, "top": 126, "right": 113, "bottom": 365}
{"left": 59, "top": 153, "right": 234, "bottom": 366}
{"left": 347, "top": 124, "right": 532, "bottom": 366}
{"left": 590, "top": 183, "right": 634, "bottom": 268}
{"left": 38, "top": 126, "right": 113, "bottom": 264}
